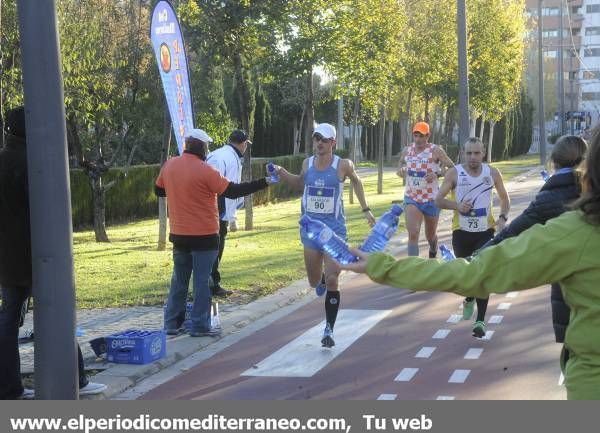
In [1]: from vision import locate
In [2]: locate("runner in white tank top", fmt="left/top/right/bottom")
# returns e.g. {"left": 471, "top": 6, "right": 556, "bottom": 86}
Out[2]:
{"left": 435, "top": 138, "right": 511, "bottom": 338}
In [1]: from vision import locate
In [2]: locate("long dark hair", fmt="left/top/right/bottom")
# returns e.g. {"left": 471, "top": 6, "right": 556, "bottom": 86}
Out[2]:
{"left": 573, "top": 127, "right": 600, "bottom": 225}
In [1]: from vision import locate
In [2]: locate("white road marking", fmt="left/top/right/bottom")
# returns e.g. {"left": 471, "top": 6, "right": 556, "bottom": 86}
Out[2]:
{"left": 449, "top": 369, "right": 471, "bottom": 383}
{"left": 240, "top": 309, "right": 392, "bottom": 378}
{"left": 488, "top": 315, "right": 504, "bottom": 324}
{"left": 436, "top": 396, "right": 455, "bottom": 400}
{"left": 377, "top": 394, "right": 397, "bottom": 400}
{"left": 415, "top": 347, "right": 436, "bottom": 358}
{"left": 497, "top": 303, "right": 512, "bottom": 310}
{"left": 506, "top": 292, "right": 519, "bottom": 298}
{"left": 558, "top": 373, "right": 565, "bottom": 386}
{"left": 395, "top": 368, "right": 419, "bottom": 382}
{"left": 432, "top": 329, "right": 451, "bottom": 339}
{"left": 447, "top": 314, "right": 462, "bottom": 323}
{"left": 464, "top": 348, "right": 484, "bottom": 360}
{"left": 481, "top": 330, "right": 495, "bottom": 341}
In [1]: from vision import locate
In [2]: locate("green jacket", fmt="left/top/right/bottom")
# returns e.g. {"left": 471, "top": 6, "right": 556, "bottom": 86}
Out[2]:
{"left": 366, "top": 211, "right": 600, "bottom": 400}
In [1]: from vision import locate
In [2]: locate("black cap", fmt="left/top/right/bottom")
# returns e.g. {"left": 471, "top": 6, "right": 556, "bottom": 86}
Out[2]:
{"left": 229, "top": 129, "right": 248, "bottom": 144}
{"left": 5, "top": 106, "right": 26, "bottom": 138}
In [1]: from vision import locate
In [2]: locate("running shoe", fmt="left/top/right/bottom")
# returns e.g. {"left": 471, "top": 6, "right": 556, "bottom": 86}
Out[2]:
{"left": 462, "top": 299, "right": 475, "bottom": 320}
{"left": 321, "top": 323, "right": 335, "bottom": 348}
{"left": 472, "top": 320, "right": 486, "bottom": 338}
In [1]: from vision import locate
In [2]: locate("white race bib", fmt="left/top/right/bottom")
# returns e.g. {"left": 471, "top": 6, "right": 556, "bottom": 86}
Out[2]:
{"left": 459, "top": 209, "right": 488, "bottom": 232}
{"left": 408, "top": 175, "right": 428, "bottom": 189}
{"left": 307, "top": 186, "right": 335, "bottom": 214}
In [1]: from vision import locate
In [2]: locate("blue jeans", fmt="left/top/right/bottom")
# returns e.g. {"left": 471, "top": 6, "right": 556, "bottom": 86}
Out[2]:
{"left": 0, "top": 286, "right": 29, "bottom": 399}
{"left": 164, "top": 247, "right": 218, "bottom": 333}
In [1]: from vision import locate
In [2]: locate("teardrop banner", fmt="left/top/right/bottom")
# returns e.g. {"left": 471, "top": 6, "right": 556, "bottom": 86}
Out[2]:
{"left": 150, "top": 0, "right": 194, "bottom": 155}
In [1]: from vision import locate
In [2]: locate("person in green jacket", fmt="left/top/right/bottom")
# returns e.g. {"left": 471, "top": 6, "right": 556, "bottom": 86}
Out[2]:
{"left": 337, "top": 129, "right": 600, "bottom": 400}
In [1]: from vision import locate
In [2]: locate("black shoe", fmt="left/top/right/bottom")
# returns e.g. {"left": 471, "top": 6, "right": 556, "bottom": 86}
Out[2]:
{"left": 429, "top": 249, "right": 437, "bottom": 259}
{"left": 212, "top": 286, "right": 232, "bottom": 298}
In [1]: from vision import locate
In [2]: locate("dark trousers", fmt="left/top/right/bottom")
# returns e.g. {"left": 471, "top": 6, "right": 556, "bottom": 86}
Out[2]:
{"left": 210, "top": 220, "right": 228, "bottom": 291}
{"left": 0, "top": 286, "right": 88, "bottom": 399}
{"left": 452, "top": 229, "right": 495, "bottom": 322}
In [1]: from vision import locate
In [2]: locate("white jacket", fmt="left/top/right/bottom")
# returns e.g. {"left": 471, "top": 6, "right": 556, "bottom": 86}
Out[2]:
{"left": 206, "top": 144, "right": 243, "bottom": 223}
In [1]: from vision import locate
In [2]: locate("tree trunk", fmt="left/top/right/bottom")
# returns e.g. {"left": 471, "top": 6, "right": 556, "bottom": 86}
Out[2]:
{"left": 91, "top": 177, "right": 109, "bottom": 243}
{"left": 304, "top": 68, "right": 314, "bottom": 156}
{"left": 386, "top": 119, "right": 393, "bottom": 163}
{"left": 294, "top": 106, "right": 305, "bottom": 155}
{"left": 66, "top": 113, "right": 84, "bottom": 167}
{"left": 469, "top": 108, "right": 477, "bottom": 137}
{"left": 158, "top": 108, "right": 171, "bottom": 251}
{"left": 424, "top": 93, "right": 430, "bottom": 123}
{"left": 445, "top": 103, "right": 455, "bottom": 151}
{"left": 487, "top": 120, "right": 496, "bottom": 163}
{"left": 349, "top": 91, "right": 360, "bottom": 205}
{"left": 292, "top": 115, "right": 299, "bottom": 155}
{"left": 378, "top": 105, "right": 385, "bottom": 194}
{"left": 233, "top": 52, "right": 254, "bottom": 231}
{"left": 479, "top": 112, "right": 486, "bottom": 141}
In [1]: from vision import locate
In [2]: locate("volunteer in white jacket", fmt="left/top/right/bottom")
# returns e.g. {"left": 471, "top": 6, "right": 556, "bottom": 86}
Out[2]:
{"left": 206, "top": 129, "right": 249, "bottom": 297}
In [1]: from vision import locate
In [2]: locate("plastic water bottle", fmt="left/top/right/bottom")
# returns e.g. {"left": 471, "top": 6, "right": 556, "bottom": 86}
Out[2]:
{"left": 299, "top": 215, "right": 357, "bottom": 264}
{"left": 267, "top": 162, "right": 280, "bottom": 183}
{"left": 360, "top": 204, "right": 404, "bottom": 252}
{"left": 439, "top": 244, "right": 456, "bottom": 262}
{"left": 541, "top": 169, "right": 550, "bottom": 182}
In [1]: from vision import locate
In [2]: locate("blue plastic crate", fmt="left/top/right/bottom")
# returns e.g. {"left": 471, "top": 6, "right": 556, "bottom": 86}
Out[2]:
{"left": 106, "top": 330, "right": 166, "bottom": 364}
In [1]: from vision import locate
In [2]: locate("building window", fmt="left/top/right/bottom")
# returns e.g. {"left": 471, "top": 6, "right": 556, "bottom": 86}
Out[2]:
{"left": 584, "top": 48, "right": 600, "bottom": 57}
{"left": 545, "top": 50, "right": 558, "bottom": 58}
{"left": 572, "top": 28, "right": 581, "bottom": 37}
{"left": 569, "top": 71, "right": 577, "bottom": 80}
{"left": 543, "top": 29, "right": 559, "bottom": 38}
{"left": 571, "top": 6, "right": 582, "bottom": 14}
{"left": 585, "top": 27, "right": 600, "bottom": 36}
{"left": 542, "top": 7, "right": 559, "bottom": 16}
{"left": 583, "top": 70, "right": 600, "bottom": 80}
{"left": 582, "top": 92, "right": 600, "bottom": 101}
{"left": 587, "top": 4, "right": 600, "bottom": 13}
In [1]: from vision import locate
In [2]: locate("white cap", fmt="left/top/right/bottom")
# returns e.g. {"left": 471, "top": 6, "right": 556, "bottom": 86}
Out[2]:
{"left": 187, "top": 128, "right": 213, "bottom": 143}
{"left": 313, "top": 123, "right": 336, "bottom": 140}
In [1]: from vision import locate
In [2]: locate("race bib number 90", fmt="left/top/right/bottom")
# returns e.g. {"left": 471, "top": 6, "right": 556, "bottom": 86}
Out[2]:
{"left": 307, "top": 186, "right": 335, "bottom": 214}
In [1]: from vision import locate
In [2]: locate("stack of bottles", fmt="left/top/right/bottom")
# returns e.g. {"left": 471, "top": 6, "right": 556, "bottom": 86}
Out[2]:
{"left": 299, "top": 204, "right": 404, "bottom": 264}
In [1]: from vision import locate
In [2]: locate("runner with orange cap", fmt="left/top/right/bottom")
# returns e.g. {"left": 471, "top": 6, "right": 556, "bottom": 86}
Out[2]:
{"left": 396, "top": 121, "right": 454, "bottom": 258}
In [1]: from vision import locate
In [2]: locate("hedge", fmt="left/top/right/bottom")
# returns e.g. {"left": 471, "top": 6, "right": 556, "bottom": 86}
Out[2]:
{"left": 70, "top": 150, "right": 348, "bottom": 229}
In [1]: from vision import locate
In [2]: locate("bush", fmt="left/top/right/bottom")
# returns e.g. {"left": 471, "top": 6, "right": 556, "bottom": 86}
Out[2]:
{"left": 70, "top": 154, "right": 312, "bottom": 229}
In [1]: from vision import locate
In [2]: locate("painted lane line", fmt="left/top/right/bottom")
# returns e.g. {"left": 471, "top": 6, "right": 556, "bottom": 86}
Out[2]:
{"left": 377, "top": 394, "right": 397, "bottom": 400}
{"left": 448, "top": 369, "right": 471, "bottom": 383}
{"left": 481, "top": 330, "right": 495, "bottom": 341}
{"left": 395, "top": 368, "right": 419, "bottom": 382}
{"left": 497, "top": 303, "right": 512, "bottom": 310}
{"left": 415, "top": 347, "right": 436, "bottom": 358}
{"left": 488, "top": 315, "right": 504, "bottom": 324}
{"left": 464, "top": 348, "right": 484, "bottom": 360}
{"left": 436, "top": 396, "right": 455, "bottom": 400}
{"left": 447, "top": 314, "right": 462, "bottom": 323}
{"left": 505, "top": 292, "right": 519, "bottom": 298}
{"left": 241, "top": 309, "right": 392, "bottom": 378}
{"left": 432, "top": 329, "right": 451, "bottom": 339}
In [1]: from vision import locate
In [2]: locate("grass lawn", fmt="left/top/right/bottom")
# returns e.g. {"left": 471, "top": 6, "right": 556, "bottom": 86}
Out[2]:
{"left": 73, "top": 154, "right": 540, "bottom": 308}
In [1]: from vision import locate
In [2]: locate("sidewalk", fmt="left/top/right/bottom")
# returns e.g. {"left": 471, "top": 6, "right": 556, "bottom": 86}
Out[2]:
{"left": 18, "top": 164, "right": 544, "bottom": 399}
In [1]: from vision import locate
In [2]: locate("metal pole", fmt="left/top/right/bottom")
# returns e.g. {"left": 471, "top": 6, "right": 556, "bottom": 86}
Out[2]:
{"left": 457, "top": 0, "right": 470, "bottom": 147}
{"left": 17, "top": 0, "right": 78, "bottom": 399}
{"left": 538, "top": 0, "right": 547, "bottom": 165}
{"left": 337, "top": 95, "right": 344, "bottom": 150}
{"left": 558, "top": 0, "right": 565, "bottom": 135}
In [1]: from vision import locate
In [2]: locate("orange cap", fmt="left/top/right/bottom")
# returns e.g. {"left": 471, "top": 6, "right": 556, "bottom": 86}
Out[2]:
{"left": 413, "top": 122, "right": 430, "bottom": 135}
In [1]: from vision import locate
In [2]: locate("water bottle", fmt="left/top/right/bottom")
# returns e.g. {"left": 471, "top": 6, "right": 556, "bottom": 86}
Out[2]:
{"left": 540, "top": 169, "right": 550, "bottom": 182}
{"left": 439, "top": 244, "right": 456, "bottom": 262}
{"left": 360, "top": 204, "right": 404, "bottom": 252}
{"left": 267, "top": 162, "right": 280, "bottom": 183}
{"left": 299, "top": 215, "right": 357, "bottom": 264}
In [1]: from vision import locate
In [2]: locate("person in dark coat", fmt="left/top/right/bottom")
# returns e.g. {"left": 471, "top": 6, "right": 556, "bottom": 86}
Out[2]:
{"left": 478, "top": 135, "right": 587, "bottom": 344}
{"left": 0, "top": 106, "right": 106, "bottom": 399}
